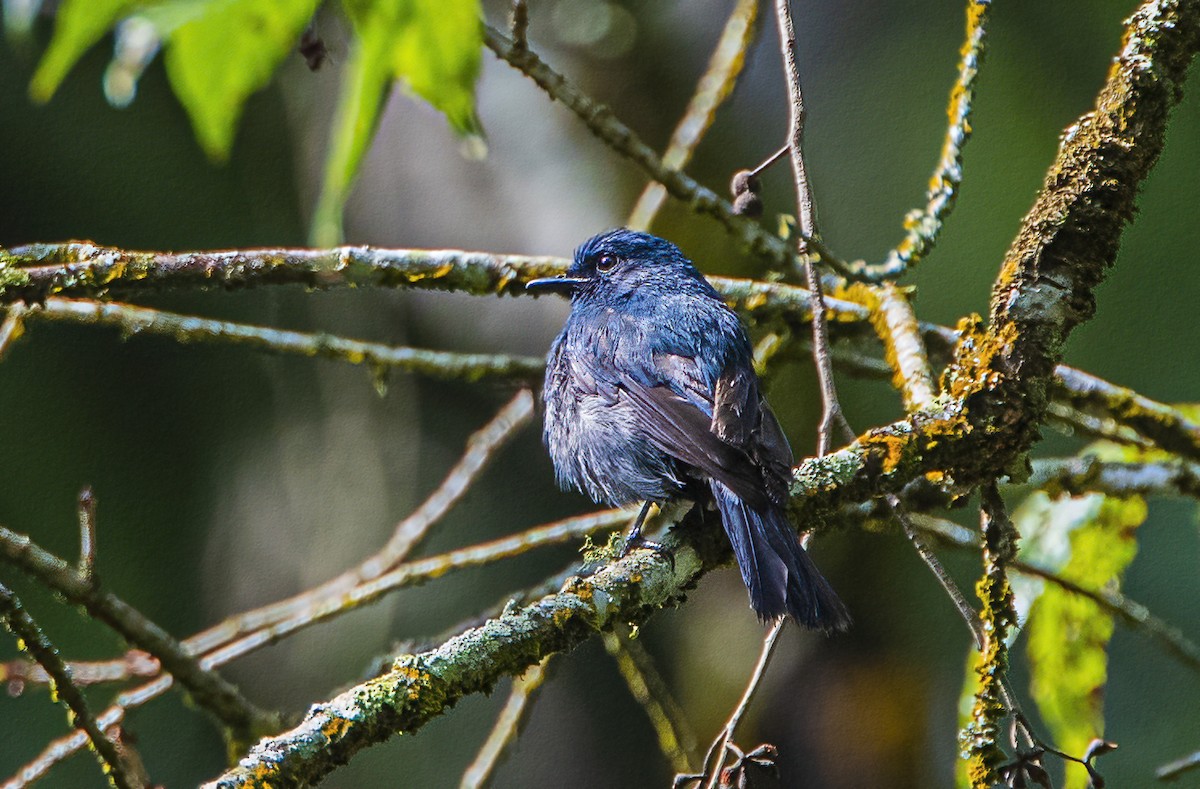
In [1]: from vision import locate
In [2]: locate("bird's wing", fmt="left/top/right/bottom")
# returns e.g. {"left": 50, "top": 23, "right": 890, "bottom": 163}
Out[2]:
{"left": 617, "top": 353, "right": 770, "bottom": 509}
{"left": 712, "top": 362, "right": 795, "bottom": 506}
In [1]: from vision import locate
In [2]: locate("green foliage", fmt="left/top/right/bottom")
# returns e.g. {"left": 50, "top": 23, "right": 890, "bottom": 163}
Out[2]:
{"left": 27, "top": 0, "right": 483, "bottom": 242}
{"left": 164, "top": 0, "right": 320, "bottom": 160}
{"left": 311, "top": 0, "right": 482, "bottom": 246}
{"left": 1016, "top": 446, "right": 1148, "bottom": 788}
{"left": 28, "top": 0, "right": 138, "bottom": 101}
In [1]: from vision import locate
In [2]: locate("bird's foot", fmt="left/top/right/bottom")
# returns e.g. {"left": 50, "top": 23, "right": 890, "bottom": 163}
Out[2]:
{"left": 619, "top": 533, "right": 675, "bottom": 572}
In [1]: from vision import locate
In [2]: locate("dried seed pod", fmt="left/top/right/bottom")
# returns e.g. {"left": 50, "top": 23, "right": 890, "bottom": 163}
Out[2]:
{"left": 730, "top": 169, "right": 761, "bottom": 199}
{"left": 733, "top": 191, "right": 764, "bottom": 218}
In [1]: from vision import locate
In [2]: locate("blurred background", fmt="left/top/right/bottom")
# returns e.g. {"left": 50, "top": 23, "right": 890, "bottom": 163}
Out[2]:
{"left": 1, "top": 0, "right": 1198, "bottom": 786}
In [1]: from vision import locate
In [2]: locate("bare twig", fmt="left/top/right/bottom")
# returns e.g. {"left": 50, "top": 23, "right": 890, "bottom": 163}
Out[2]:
{"left": 891, "top": 496, "right": 981, "bottom": 646}
{"left": 3, "top": 675, "right": 174, "bottom": 789}
{"left": 0, "top": 583, "right": 139, "bottom": 789}
{"left": 774, "top": 0, "right": 853, "bottom": 454}
{"left": 479, "top": 25, "right": 856, "bottom": 278}
{"left": 0, "top": 524, "right": 278, "bottom": 743}
{"left": 1, "top": 650, "right": 160, "bottom": 692}
{"left": 1157, "top": 747, "right": 1200, "bottom": 781}
{"left": 459, "top": 658, "right": 550, "bottom": 789}
{"left": 6, "top": 506, "right": 628, "bottom": 785}
{"left": 186, "top": 391, "right": 537, "bottom": 657}
{"left": 626, "top": 0, "right": 759, "bottom": 232}
{"left": 23, "top": 298, "right": 545, "bottom": 383}
{"left": 696, "top": 620, "right": 785, "bottom": 789}
{"left": 76, "top": 486, "right": 97, "bottom": 586}
{"left": 509, "top": 0, "right": 528, "bottom": 50}
{"left": 849, "top": 0, "right": 992, "bottom": 281}
{"left": 912, "top": 512, "right": 1200, "bottom": 674}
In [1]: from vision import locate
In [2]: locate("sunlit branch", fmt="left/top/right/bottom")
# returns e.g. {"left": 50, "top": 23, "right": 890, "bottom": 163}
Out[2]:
{"left": 24, "top": 298, "right": 544, "bottom": 383}
{"left": 626, "top": 0, "right": 759, "bottom": 232}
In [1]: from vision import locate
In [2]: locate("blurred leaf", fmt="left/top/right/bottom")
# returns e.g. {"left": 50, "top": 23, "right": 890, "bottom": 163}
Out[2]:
{"left": 164, "top": 0, "right": 320, "bottom": 160}
{"left": 29, "top": 0, "right": 139, "bottom": 101}
{"left": 1019, "top": 458, "right": 1147, "bottom": 788}
{"left": 311, "top": 0, "right": 482, "bottom": 245}
{"left": 309, "top": 18, "right": 393, "bottom": 247}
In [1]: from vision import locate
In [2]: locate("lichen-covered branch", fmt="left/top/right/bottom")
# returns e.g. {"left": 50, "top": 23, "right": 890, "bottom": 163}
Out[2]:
{"left": 849, "top": 0, "right": 991, "bottom": 281}
{"left": 962, "top": 485, "right": 1018, "bottom": 787}
{"left": 1052, "top": 366, "right": 1200, "bottom": 463}
{"left": 1030, "top": 456, "right": 1200, "bottom": 498}
{"left": 973, "top": 0, "right": 1200, "bottom": 472}
{"left": 854, "top": 282, "right": 936, "bottom": 411}
{"left": 24, "top": 298, "right": 545, "bottom": 383}
{"left": 205, "top": 527, "right": 708, "bottom": 787}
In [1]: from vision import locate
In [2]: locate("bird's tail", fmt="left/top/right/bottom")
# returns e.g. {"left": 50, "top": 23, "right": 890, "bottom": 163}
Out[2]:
{"left": 710, "top": 480, "right": 851, "bottom": 632}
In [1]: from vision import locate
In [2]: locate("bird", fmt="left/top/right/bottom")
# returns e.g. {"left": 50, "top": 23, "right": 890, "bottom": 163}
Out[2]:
{"left": 527, "top": 229, "right": 850, "bottom": 631}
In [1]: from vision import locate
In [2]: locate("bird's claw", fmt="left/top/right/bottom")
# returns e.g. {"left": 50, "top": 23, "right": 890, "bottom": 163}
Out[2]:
{"left": 620, "top": 533, "right": 676, "bottom": 572}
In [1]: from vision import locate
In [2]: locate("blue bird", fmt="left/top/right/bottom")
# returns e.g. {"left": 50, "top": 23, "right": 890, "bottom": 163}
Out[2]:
{"left": 528, "top": 229, "right": 850, "bottom": 631}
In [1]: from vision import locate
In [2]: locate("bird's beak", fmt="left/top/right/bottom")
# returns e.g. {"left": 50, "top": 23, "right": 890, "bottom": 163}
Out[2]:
{"left": 526, "top": 276, "right": 587, "bottom": 296}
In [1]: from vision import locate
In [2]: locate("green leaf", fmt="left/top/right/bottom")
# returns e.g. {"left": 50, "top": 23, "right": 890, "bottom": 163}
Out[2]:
{"left": 312, "top": 0, "right": 482, "bottom": 244}
{"left": 387, "top": 0, "right": 482, "bottom": 136}
{"left": 1022, "top": 490, "right": 1147, "bottom": 788}
{"left": 164, "top": 0, "right": 320, "bottom": 160}
{"left": 309, "top": 21, "right": 394, "bottom": 247}
{"left": 29, "top": 0, "right": 141, "bottom": 102}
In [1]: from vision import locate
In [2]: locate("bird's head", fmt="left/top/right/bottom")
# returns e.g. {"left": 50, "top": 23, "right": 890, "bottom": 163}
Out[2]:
{"left": 526, "top": 229, "right": 709, "bottom": 300}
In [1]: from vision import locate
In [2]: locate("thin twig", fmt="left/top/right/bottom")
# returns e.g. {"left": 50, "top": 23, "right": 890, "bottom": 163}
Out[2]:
{"left": 1053, "top": 366, "right": 1200, "bottom": 463}
{"left": 1, "top": 650, "right": 159, "bottom": 692}
{"left": 0, "top": 583, "right": 139, "bottom": 789}
{"left": 1157, "top": 747, "right": 1200, "bottom": 781}
{"left": 186, "top": 391, "right": 536, "bottom": 657}
{"left": 509, "top": 0, "right": 528, "bottom": 50}
{"left": 626, "top": 0, "right": 759, "bottom": 232}
{"left": 23, "top": 298, "right": 544, "bottom": 383}
{"left": 3, "top": 675, "right": 174, "bottom": 789}
{"left": 774, "top": 0, "right": 852, "bottom": 453}
{"left": 911, "top": 512, "right": 1200, "bottom": 674}
{"left": 849, "top": 0, "right": 991, "bottom": 281}
{"left": 0, "top": 525, "right": 278, "bottom": 742}
{"left": 1029, "top": 455, "right": 1200, "bottom": 499}
{"left": 479, "top": 25, "right": 856, "bottom": 278}
{"left": 8, "top": 507, "right": 629, "bottom": 784}
{"left": 459, "top": 658, "right": 550, "bottom": 789}
{"left": 76, "top": 486, "right": 98, "bottom": 586}
{"left": 891, "top": 496, "right": 980, "bottom": 647}
{"left": 698, "top": 620, "right": 786, "bottom": 789}
{"left": 603, "top": 628, "right": 696, "bottom": 773}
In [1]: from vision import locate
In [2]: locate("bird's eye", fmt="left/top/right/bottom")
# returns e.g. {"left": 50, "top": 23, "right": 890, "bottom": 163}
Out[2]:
{"left": 596, "top": 253, "right": 620, "bottom": 272}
